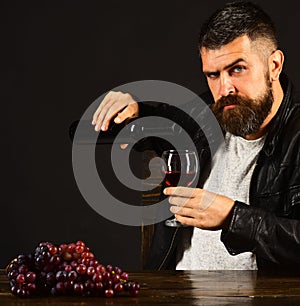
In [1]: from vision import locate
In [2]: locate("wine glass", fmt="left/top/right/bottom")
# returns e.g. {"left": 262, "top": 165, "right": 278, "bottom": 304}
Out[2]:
{"left": 161, "top": 149, "right": 199, "bottom": 227}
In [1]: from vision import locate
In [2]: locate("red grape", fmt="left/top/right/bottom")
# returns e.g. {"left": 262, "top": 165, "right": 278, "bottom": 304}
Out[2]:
{"left": 92, "top": 273, "right": 102, "bottom": 283}
{"left": 25, "top": 271, "right": 36, "bottom": 283}
{"left": 27, "top": 282, "right": 36, "bottom": 293}
{"left": 111, "top": 273, "right": 121, "bottom": 284}
{"left": 70, "top": 260, "right": 78, "bottom": 269}
{"left": 73, "top": 282, "right": 84, "bottom": 294}
{"left": 76, "top": 240, "right": 85, "bottom": 247}
{"left": 114, "top": 282, "right": 123, "bottom": 292}
{"left": 76, "top": 264, "right": 87, "bottom": 275}
{"left": 16, "top": 274, "right": 25, "bottom": 284}
{"left": 48, "top": 245, "right": 58, "bottom": 255}
{"left": 102, "top": 271, "right": 111, "bottom": 281}
{"left": 95, "top": 281, "right": 104, "bottom": 292}
{"left": 121, "top": 272, "right": 129, "bottom": 281}
{"left": 18, "top": 265, "right": 28, "bottom": 275}
{"left": 129, "top": 289, "right": 139, "bottom": 297}
{"left": 95, "top": 264, "right": 106, "bottom": 274}
{"left": 68, "top": 270, "right": 77, "bottom": 281}
{"left": 84, "top": 279, "right": 95, "bottom": 291}
{"left": 86, "top": 266, "right": 95, "bottom": 276}
{"left": 75, "top": 245, "right": 85, "bottom": 254}
{"left": 64, "top": 265, "right": 72, "bottom": 273}
{"left": 55, "top": 281, "right": 65, "bottom": 293}
{"left": 66, "top": 243, "right": 76, "bottom": 254}
{"left": 89, "top": 259, "right": 99, "bottom": 267}
{"left": 104, "top": 288, "right": 114, "bottom": 298}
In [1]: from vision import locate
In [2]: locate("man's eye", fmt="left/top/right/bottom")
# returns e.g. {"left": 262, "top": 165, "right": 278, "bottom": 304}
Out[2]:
{"left": 232, "top": 66, "right": 245, "bottom": 73}
{"left": 206, "top": 73, "right": 219, "bottom": 79}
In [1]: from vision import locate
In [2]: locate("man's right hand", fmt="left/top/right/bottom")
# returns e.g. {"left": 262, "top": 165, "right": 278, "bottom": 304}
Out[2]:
{"left": 92, "top": 91, "right": 139, "bottom": 132}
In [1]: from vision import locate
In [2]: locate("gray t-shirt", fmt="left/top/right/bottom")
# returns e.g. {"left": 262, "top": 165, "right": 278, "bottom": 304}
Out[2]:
{"left": 176, "top": 132, "right": 266, "bottom": 270}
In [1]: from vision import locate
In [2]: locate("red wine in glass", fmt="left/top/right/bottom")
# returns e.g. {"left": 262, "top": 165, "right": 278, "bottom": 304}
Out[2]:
{"left": 162, "top": 150, "right": 199, "bottom": 227}
{"left": 164, "top": 171, "right": 197, "bottom": 188}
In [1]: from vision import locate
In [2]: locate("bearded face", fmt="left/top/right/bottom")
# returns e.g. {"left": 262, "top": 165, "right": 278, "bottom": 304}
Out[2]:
{"left": 211, "top": 76, "right": 274, "bottom": 137}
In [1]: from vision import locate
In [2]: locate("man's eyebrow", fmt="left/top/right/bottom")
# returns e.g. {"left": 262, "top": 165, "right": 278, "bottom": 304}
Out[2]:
{"left": 203, "top": 58, "right": 247, "bottom": 75}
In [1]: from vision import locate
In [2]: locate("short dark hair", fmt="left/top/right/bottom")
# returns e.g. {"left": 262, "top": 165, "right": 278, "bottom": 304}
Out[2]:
{"left": 198, "top": 1, "right": 278, "bottom": 51}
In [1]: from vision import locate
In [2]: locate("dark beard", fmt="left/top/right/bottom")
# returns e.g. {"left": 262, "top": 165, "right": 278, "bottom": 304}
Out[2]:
{"left": 211, "top": 84, "right": 273, "bottom": 137}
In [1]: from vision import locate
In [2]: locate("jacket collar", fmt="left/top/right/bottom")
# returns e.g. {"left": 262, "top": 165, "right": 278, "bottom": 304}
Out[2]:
{"left": 262, "top": 73, "right": 293, "bottom": 157}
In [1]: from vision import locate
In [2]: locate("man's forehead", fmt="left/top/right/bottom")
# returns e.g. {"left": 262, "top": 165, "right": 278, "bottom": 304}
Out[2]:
{"left": 200, "top": 36, "right": 253, "bottom": 70}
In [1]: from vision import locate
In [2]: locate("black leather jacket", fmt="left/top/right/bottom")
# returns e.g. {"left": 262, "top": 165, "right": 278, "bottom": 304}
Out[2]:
{"left": 141, "top": 73, "right": 300, "bottom": 270}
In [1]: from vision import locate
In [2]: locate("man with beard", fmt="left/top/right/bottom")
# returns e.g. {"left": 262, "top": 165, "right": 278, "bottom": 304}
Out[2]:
{"left": 92, "top": 1, "right": 300, "bottom": 270}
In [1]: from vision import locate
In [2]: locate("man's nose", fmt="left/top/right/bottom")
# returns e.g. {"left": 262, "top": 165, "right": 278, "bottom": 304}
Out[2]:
{"left": 218, "top": 75, "right": 235, "bottom": 97}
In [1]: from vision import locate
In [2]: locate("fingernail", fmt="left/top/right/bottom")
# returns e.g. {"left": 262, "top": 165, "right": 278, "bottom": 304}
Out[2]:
{"left": 95, "top": 125, "right": 99, "bottom": 132}
{"left": 101, "top": 125, "right": 106, "bottom": 131}
{"left": 114, "top": 117, "right": 120, "bottom": 123}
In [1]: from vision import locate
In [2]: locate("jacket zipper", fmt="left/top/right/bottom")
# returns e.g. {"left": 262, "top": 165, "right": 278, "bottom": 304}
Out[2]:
{"left": 158, "top": 227, "right": 179, "bottom": 270}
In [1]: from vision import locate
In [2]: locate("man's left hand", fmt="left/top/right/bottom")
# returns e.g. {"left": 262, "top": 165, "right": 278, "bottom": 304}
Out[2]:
{"left": 164, "top": 187, "right": 235, "bottom": 230}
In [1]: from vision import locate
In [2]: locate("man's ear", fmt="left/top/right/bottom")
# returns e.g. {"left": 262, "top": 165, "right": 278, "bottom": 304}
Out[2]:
{"left": 269, "top": 49, "right": 284, "bottom": 81}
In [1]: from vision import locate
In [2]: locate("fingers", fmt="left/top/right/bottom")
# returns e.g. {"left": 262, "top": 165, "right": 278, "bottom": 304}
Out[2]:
{"left": 120, "top": 144, "right": 128, "bottom": 150}
{"left": 170, "top": 205, "right": 194, "bottom": 216}
{"left": 92, "top": 91, "right": 138, "bottom": 132}
{"left": 114, "top": 103, "right": 138, "bottom": 124}
{"left": 168, "top": 193, "right": 194, "bottom": 209}
{"left": 92, "top": 91, "right": 114, "bottom": 126}
{"left": 165, "top": 187, "right": 216, "bottom": 212}
{"left": 164, "top": 187, "right": 197, "bottom": 211}
{"left": 164, "top": 186, "right": 197, "bottom": 198}
{"left": 93, "top": 96, "right": 123, "bottom": 131}
{"left": 98, "top": 103, "right": 125, "bottom": 131}
{"left": 174, "top": 214, "right": 198, "bottom": 227}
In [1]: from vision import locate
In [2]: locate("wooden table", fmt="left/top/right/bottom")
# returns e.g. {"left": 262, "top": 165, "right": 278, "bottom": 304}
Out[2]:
{"left": 1, "top": 269, "right": 300, "bottom": 305}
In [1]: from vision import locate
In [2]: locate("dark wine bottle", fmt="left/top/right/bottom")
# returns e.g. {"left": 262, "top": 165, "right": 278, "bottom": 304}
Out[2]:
{"left": 69, "top": 119, "right": 183, "bottom": 144}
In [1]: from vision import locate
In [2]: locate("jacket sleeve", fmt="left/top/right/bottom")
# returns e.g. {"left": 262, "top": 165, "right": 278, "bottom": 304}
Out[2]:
{"left": 221, "top": 201, "right": 300, "bottom": 268}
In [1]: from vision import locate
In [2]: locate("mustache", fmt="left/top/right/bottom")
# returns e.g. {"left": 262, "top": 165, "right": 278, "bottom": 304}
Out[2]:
{"left": 214, "top": 95, "right": 251, "bottom": 109}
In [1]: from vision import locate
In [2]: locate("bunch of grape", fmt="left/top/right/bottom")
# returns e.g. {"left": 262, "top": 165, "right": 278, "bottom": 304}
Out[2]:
{"left": 6, "top": 241, "right": 140, "bottom": 298}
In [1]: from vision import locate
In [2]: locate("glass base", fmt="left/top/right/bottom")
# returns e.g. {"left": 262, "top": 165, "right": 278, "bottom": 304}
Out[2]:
{"left": 165, "top": 217, "right": 189, "bottom": 227}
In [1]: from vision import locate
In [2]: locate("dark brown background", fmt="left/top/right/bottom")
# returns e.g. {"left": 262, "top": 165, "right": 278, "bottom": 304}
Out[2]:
{"left": 2, "top": 0, "right": 299, "bottom": 269}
